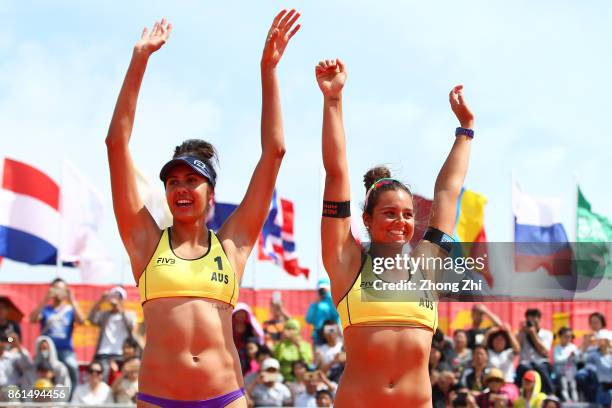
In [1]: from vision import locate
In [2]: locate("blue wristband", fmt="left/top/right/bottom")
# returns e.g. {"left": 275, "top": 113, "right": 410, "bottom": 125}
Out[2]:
{"left": 455, "top": 127, "right": 474, "bottom": 138}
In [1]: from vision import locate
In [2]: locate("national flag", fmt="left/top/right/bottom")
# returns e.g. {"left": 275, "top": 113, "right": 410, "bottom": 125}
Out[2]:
{"left": 60, "top": 161, "right": 113, "bottom": 282}
{"left": 512, "top": 179, "right": 572, "bottom": 275}
{"left": 576, "top": 187, "right": 612, "bottom": 278}
{"left": 206, "top": 191, "right": 309, "bottom": 277}
{"left": 409, "top": 190, "right": 492, "bottom": 286}
{"left": 258, "top": 192, "right": 309, "bottom": 278}
{"left": 0, "top": 158, "right": 61, "bottom": 265}
{"left": 454, "top": 188, "right": 493, "bottom": 286}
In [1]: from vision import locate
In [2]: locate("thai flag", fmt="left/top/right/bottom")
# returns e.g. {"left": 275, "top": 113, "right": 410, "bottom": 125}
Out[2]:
{"left": 0, "top": 158, "right": 62, "bottom": 265}
{"left": 207, "top": 191, "right": 309, "bottom": 277}
{"left": 512, "top": 179, "right": 573, "bottom": 275}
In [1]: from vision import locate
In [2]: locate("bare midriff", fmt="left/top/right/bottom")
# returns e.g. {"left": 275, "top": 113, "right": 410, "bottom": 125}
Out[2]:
{"left": 334, "top": 325, "right": 433, "bottom": 408}
{"left": 138, "top": 297, "right": 243, "bottom": 400}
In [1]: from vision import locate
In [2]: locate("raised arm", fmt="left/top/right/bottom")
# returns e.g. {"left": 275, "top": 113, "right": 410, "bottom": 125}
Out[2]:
{"left": 219, "top": 10, "right": 300, "bottom": 276}
{"left": 105, "top": 20, "right": 171, "bottom": 279}
{"left": 429, "top": 85, "right": 475, "bottom": 234}
{"left": 317, "top": 59, "right": 362, "bottom": 286}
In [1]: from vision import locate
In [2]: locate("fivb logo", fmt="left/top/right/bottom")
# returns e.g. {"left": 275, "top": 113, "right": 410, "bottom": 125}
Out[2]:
{"left": 156, "top": 257, "right": 175, "bottom": 265}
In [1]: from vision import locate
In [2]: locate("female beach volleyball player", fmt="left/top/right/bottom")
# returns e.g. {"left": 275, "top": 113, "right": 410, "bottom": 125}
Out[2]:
{"left": 105, "top": 11, "right": 300, "bottom": 408}
{"left": 317, "top": 59, "right": 475, "bottom": 407}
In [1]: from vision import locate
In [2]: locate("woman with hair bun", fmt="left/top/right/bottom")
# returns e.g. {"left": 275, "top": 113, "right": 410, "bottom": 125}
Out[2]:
{"left": 316, "top": 58, "right": 475, "bottom": 407}
{"left": 105, "top": 11, "right": 300, "bottom": 407}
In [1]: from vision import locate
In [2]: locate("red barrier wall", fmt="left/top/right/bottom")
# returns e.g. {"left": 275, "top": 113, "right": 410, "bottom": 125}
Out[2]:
{"left": 1, "top": 283, "right": 610, "bottom": 363}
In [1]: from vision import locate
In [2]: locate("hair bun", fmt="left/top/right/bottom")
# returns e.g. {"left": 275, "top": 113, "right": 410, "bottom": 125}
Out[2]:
{"left": 363, "top": 166, "right": 391, "bottom": 191}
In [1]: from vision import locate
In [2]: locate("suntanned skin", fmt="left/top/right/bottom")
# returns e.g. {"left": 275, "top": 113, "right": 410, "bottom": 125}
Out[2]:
{"left": 317, "top": 58, "right": 475, "bottom": 407}
{"left": 105, "top": 11, "right": 300, "bottom": 407}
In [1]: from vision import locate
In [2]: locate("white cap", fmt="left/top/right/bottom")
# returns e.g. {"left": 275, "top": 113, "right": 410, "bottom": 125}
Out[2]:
{"left": 109, "top": 286, "right": 127, "bottom": 300}
{"left": 261, "top": 358, "right": 280, "bottom": 371}
{"left": 596, "top": 329, "right": 612, "bottom": 342}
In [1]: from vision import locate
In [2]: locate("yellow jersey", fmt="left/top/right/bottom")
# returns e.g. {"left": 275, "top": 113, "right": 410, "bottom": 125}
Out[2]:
{"left": 138, "top": 228, "right": 238, "bottom": 307}
{"left": 336, "top": 240, "right": 445, "bottom": 332}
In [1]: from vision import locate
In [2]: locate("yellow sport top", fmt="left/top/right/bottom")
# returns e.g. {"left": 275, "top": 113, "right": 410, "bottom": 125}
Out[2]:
{"left": 138, "top": 228, "right": 238, "bottom": 307}
{"left": 336, "top": 240, "right": 444, "bottom": 332}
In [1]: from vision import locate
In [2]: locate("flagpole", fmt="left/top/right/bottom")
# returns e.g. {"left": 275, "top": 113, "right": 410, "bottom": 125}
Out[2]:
{"left": 573, "top": 173, "right": 579, "bottom": 242}
{"left": 56, "top": 161, "right": 64, "bottom": 280}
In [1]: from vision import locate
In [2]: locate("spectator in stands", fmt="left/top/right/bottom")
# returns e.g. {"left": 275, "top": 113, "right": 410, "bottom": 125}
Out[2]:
{"left": 232, "top": 302, "right": 264, "bottom": 375}
{"left": 452, "top": 329, "right": 472, "bottom": 370}
{"left": 552, "top": 326, "right": 578, "bottom": 402}
{"left": 475, "top": 368, "right": 512, "bottom": 408}
{"left": 71, "top": 360, "right": 113, "bottom": 405}
{"left": 461, "top": 345, "right": 489, "bottom": 395}
{"left": 448, "top": 383, "right": 478, "bottom": 408}
{"left": 246, "top": 357, "right": 292, "bottom": 407}
{"left": 23, "top": 335, "right": 71, "bottom": 393}
{"left": 432, "top": 370, "right": 456, "bottom": 408}
{"left": 244, "top": 337, "right": 262, "bottom": 377}
{"left": 29, "top": 278, "right": 84, "bottom": 394}
{"left": 540, "top": 395, "right": 561, "bottom": 408}
{"left": 107, "top": 336, "right": 143, "bottom": 386}
{"left": 0, "top": 299, "right": 21, "bottom": 343}
{"left": 88, "top": 286, "right": 137, "bottom": 382}
{"left": 485, "top": 323, "right": 520, "bottom": 402}
{"left": 430, "top": 345, "right": 451, "bottom": 373}
{"left": 315, "top": 389, "right": 334, "bottom": 407}
{"left": 580, "top": 311, "right": 606, "bottom": 355}
{"left": 31, "top": 361, "right": 56, "bottom": 402}
{"left": 285, "top": 360, "right": 308, "bottom": 400}
{"left": 262, "top": 292, "right": 290, "bottom": 349}
{"left": 466, "top": 305, "right": 502, "bottom": 349}
{"left": 243, "top": 345, "right": 274, "bottom": 387}
{"left": 0, "top": 332, "right": 30, "bottom": 402}
{"left": 433, "top": 329, "right": 456, "bottom": 366}
{"left": 516, "top": 308, "right": 554, "bottom": 394}
{"left": 111, "top": 356, "right": 140, "bottom": 404}
{"left": 314, "top": 320, "right": 344, "bottom": 382}
{"left": 306, "top": 278, "right": 339, "bottom": 345}
{"left": 584, "top": 329, "right": 612, "bottom": 406}
{"left": 513, "top": 370, "right": 546, "bottom": 408}
{"left": 273, "top": 318, "right": 313, "bottom": 382}
{"left": 294, "top": 369, "right": 337, "bottom": 407}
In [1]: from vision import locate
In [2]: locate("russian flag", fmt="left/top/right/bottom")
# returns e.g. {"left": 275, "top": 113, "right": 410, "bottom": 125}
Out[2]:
{"left": 512, "top": 179, "right": 573, "bottom": 275}
{"left": 0, "top": 158, "right": 61, "bottom": 265}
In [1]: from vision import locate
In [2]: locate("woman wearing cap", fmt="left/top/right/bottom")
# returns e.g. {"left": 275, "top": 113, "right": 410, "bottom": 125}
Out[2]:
{"left": 317, "top": 58, "right": 475, "bottom": 406}
{"left": 105, "top": 11, "right": 300, "bottom": 408}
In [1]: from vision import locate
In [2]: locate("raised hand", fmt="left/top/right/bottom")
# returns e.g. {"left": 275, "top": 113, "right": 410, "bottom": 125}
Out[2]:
{"left": 449, "top": 85, "right": 474, "bottom": 128}
{"left": 316, "top": 59, "right": 347, "bottom": 98}
{"left": 261, "top": 9, "right": 301, "bottom": 69}
{"left": 134, "top": 18, "right": 172, "bottom": 56}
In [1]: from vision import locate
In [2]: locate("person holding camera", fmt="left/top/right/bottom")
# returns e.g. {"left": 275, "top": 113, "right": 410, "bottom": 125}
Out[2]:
{"left": 273, "top": 319, "right": 313, "bottom": 382}
{"left": 306, "top": 278, "right": 339, "bottom": 345}
{"left": 29, "top": 278, "right": 84, "bottom": 397}
{"left": 516, "top": 308, "right": 554, "bottom": 394}
{"left": 294, "top": 369, "right": 337, "bottom": 407}
{"left": 88, "top": 286, "right": 137, "bottom": 382}
{"left": 246, "top": 358, "right": 292, "bottom": 407}
{"left": 314, "top": 320, "right": 344, "bottom": 382}
{"left": 263, "top": 292, "right": 291, "bottom": 349}
{"left": 0, "top": 299, "right": 21, "bottom": 344}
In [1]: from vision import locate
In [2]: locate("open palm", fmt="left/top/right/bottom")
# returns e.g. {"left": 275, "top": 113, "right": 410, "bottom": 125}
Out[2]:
{"left": 261, "top": 9, "right": 301, "bottom": 68}
{"left": 135, "top": 18, "right": 172, "bottom": 55}
{"left": 316, "top": 59, "right": 347, "bottom": 97}
{"left": 449, "top": 85, "right": 475, "bottom": 128}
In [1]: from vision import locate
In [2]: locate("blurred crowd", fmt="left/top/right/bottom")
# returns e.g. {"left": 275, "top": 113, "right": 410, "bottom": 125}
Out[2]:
{"left": 430, "top": 305, "right": 612, "bottom": 408}
{"left": 1, "top": 278, "right": 611, "bottom": 407}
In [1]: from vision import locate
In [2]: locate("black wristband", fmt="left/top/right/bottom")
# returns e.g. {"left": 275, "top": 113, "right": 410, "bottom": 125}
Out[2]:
{"left": 322, "top": 201, "right": 351, "bottom": 218}
{"left": 423, "top": 227, "right": 455, "bottom": 253}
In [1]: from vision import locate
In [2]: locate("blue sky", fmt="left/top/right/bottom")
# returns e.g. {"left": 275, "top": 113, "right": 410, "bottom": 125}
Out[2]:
{"left": 1, "top": 1, "right": 611, "bottom": 288}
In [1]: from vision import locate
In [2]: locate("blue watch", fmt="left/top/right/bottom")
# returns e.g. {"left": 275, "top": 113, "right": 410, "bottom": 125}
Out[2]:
{"left": 455, "top": 127, "right": 474, "bottom": 138}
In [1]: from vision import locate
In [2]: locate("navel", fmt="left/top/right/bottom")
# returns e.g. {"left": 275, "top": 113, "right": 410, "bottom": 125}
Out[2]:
{"left": 192, "top": 356, "right": 200, "bottom": 363}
